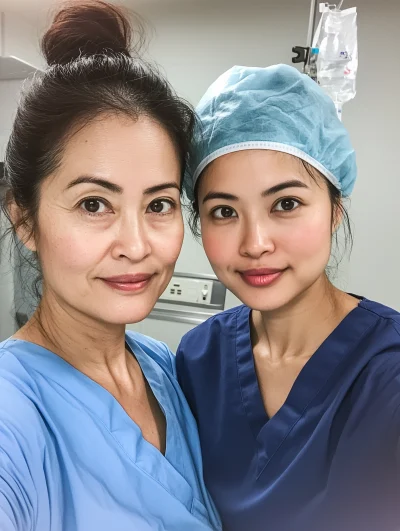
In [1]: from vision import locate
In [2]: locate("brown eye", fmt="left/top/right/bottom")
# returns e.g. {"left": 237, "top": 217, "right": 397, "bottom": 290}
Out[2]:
{"left": 147, "top": 200, "right": 174, "bottom": 214}
{"left": 212, "top": 206, "right": 237, "bottom": 219}
{"left": 83, "top": 199, "right": 101, "bottom": 213}
{"left": 79, "top": 198, "right": 110, "bottom": 215}
{"left": 274, "top": 199, "right": 300, "bottom": 212}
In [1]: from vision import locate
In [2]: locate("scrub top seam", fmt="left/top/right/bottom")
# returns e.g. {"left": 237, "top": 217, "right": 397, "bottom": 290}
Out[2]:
{"left": 256, "top": 317, "right": 378, "bottom": 479}
{"left": 127, "top": 339, "right": 191, "bottom": 486}
{"left": 234, "top": 310, "right": 261, "bottom": 445}
{"left": 74, "top": 399, "right": 197, "bottom": 513}
{"left": 0, "top": 343, "right": 13, "bottom": 360}
{"left": 203, "top": 306, "right": 242, "bottom": 326}
{"left": 360, "top": 310, "right": 400, "bottom": 339}
{"left": 90, "top": 426, "right": 211, "bottom": 524}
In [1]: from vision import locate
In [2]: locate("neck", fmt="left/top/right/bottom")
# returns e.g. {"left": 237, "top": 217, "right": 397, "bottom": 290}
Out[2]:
{"left": 16, "top": 287, "right": 128, "bottom": 376}
{"left": 252, "top": 276, "right": 358, "bottom": 362}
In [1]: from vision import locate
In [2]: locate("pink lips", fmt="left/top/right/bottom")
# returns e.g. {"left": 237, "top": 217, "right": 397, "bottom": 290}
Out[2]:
{"left": 239, "top": 268, "right": 285, "bottom": 287}
{"left": 100, "top": 273, "right": 154, "bottom": 292}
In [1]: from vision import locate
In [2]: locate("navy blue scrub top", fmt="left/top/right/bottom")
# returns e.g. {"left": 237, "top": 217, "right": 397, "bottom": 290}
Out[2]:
{"left": 176, "top": 298, "right": 400, "bottom": 531}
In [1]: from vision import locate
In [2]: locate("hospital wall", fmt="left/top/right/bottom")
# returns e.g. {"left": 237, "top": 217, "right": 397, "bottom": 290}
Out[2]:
{"left": 0, "top": 0, "right": 399, "bottom": 343}
{"left": 0, "top": 80, "right": 23, "bottom": 341}
{"left": 0, "top": 9, "right": 44, "bottom": 341}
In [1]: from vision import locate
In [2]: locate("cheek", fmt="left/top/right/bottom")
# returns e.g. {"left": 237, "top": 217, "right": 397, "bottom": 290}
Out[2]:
{"left": 37, "top": 213, "right": 106, "bottom": 274}
{"left": 150, "top": 219, "right": 184, "bottom": 265}
{"left": 281, "top": 214, "right": 332, "bottom": 259}
{"left": 201, "top": 226, "right": 235, "bottom": 269}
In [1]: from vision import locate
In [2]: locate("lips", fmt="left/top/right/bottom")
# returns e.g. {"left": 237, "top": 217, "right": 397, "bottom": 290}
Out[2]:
{"left": 239, "top": 268, "right": 286, "bottom": 287}
{"left": 103, "top": 274, "right": 152, "bottom": 283}
{"left": 100, "top": 273, "right": 154, "bottom": 292}
{"left": 240, "top": 268, "right": 283, "bottom": 276}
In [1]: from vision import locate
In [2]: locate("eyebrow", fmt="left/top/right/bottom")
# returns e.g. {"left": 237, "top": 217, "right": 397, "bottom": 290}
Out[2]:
{"left": 66, "top": 176, "right": 123, "bottom": 194}
{"left": 143, "top": 182, "right": 180, "bottom": 195}
{"left": 262, "top": 179, "right": 309, "bottom": 196}
{"left": 66, "top": 177, "right": 180, "bottom": 196}
{"left": 202, "top": 191, "right": 238, "bottom": 204}
{"left": 202, "top": 179, "right": 308, "bottom": 204}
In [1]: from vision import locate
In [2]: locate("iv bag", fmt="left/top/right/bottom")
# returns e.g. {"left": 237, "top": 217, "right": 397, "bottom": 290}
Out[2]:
{"left": 313, "top": 7, "right": 358, "bottom": 119}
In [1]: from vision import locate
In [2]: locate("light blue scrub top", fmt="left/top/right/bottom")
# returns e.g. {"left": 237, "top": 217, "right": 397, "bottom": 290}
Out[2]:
{"left": 0, "top": 332, "right": 221, "bottom": 531}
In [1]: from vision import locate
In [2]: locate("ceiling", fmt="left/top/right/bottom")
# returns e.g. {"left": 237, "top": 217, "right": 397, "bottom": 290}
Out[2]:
{"left": 0, "top": 0, "right": 193, "bottom": 26}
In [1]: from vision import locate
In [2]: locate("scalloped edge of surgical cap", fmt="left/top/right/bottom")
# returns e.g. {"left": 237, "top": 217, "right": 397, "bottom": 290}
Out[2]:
{"left": 192, "top": 141, "right": 341, "bottom": 192}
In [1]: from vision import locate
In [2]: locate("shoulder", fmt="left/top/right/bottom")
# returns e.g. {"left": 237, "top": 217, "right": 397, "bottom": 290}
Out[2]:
{"left": 175, "top": 305, "right": 249, "bottom": 388}
{"left": 0, "top": 338, "right": 22, "bottom": 362}
{"left": 0, "top": 344, "right": 40, "bottom": 529}
{"left": 356, "top": 349, "right": 400, "bottom": 422}
{"left": 126, "top": 330, "right": 176, "bottom": 377}
{"left": 178, "top": 304, "right": 249, "bottom": 355}
{"left": 360, "top": 299, "right": 400, "bottom": 340}
{"left": 0, "top": 343, "right": 47, "bottom": 499}
{"left": 359, "top": 299, "right": 400, "bottom": 352}
{"left": 0, "top": 340, "right": 46, "bottom": 427}
{"left": 0, "top": 339, "right": 39, "bottom": 388}
{"left": 355, "top": 299, "right": 400, "bottom": 392}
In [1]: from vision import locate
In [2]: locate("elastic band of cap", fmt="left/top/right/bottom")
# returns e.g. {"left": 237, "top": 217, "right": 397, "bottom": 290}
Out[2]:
{"left": 192, "top": 141, "right": 341, "bottom": 192}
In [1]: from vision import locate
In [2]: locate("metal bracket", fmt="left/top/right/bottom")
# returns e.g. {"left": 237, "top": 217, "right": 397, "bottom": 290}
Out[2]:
{"left": 292, "top": 46, "right": 309, "bottom": 66}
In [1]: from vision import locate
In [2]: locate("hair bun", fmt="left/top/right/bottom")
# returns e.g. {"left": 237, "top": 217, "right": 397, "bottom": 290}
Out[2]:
{"left": 42, "top": 0, "right": 141, "bottom": 66}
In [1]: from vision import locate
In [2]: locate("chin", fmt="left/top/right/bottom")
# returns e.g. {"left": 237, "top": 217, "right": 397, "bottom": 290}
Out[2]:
{"left": 230, "top": 274, "right": 322, "bottom": 313}
{"left": 97, "top": 307, "right": 154, "bottom": 326}
{"left": 225, "top": 273, "right": 301, "bottom": 313}
{"left": 237, "top": 291, "right": 293, "bottom": 313}
{"left": 123, "top": 306, "right": 156, "bottom": 325}
{"left": 88, "top": 294, "right": 159, "bottom": 327}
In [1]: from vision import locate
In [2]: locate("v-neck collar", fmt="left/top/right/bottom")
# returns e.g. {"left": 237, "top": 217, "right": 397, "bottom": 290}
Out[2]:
{"left": 235, "top": 299, "right": 380, "bottom": 477}
{"left": 4, "top": 335, "right": 194, "bottom": 512}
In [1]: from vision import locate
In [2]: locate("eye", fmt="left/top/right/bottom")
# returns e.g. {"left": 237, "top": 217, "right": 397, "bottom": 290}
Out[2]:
{"left": 211, "top": 206, "right": 238, "bottom": 219}
{"left": 79, "top": 198, "right": 111, "bottom": 215}
{"left": 147, "top": 199, "right": 175, "bottom": 215}
{"left": 273, "top": 198, "right": 301, "bottom": 212}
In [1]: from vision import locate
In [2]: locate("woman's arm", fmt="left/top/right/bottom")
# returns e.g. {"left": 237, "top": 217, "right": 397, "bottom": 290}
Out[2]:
{"left": 0, "top": 438, "right": 33, "bottom": 530}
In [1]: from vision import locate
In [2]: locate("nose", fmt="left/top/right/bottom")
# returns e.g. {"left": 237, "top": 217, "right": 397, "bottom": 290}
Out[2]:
{"left": 239, "top": 218, "right": 275, "bottom": 259}
{"left": 111, "top": 213, "right": 151, "bottom": 263}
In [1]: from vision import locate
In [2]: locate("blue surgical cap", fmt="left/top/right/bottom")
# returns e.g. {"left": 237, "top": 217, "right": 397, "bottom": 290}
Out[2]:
{"left": 184, "top": 64, "right": 357, "bottom": 201}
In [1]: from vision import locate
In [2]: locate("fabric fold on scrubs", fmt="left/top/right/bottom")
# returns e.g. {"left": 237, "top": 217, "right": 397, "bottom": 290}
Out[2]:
{"left": 0, "top": 332, "right": 221, "bottom": 531}
{"left": 177, "top": 298, "right": 400, "bottom": 531}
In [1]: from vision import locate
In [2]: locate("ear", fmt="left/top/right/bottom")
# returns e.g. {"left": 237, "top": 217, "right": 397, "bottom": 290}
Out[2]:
{"left": 7, "top": 198, "right": 37, "bottom": 253}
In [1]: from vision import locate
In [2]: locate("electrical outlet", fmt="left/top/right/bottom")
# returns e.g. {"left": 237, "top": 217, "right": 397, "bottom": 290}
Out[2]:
{"left": 160, "top": 276, "right": 214, "bottom": 305}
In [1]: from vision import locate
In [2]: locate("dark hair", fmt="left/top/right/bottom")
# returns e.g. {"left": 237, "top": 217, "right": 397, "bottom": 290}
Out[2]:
{"left": 187, "top": 158, "right": 353, "bottom": 274}
{"left": 0, "top": 0, "right": 195, "bottom": 315}
{"left": 301, "top": 160, "right": 353, "bottom": 275}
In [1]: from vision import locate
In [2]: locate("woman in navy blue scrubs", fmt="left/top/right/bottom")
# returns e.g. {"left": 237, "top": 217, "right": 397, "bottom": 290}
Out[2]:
{"left": 176, "top": 64, "right": 400, "bottom": 531}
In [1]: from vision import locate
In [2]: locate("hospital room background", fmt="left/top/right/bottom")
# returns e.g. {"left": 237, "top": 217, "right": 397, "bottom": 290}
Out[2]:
{"left": 0, "top": 0, "right": 398, "bottom": 350}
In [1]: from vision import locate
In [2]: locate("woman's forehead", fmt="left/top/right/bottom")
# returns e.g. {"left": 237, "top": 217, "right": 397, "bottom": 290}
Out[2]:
{"left": 200, "top": 151, "right": 318, "bottom": 192}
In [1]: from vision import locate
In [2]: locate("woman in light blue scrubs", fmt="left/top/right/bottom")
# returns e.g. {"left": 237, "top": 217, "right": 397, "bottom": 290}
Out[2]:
{"left": 0, "top": 2, "right": 220, "bottom": 530}
{"left": 177, "top": 64, "right": 400, "bottom": 531}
